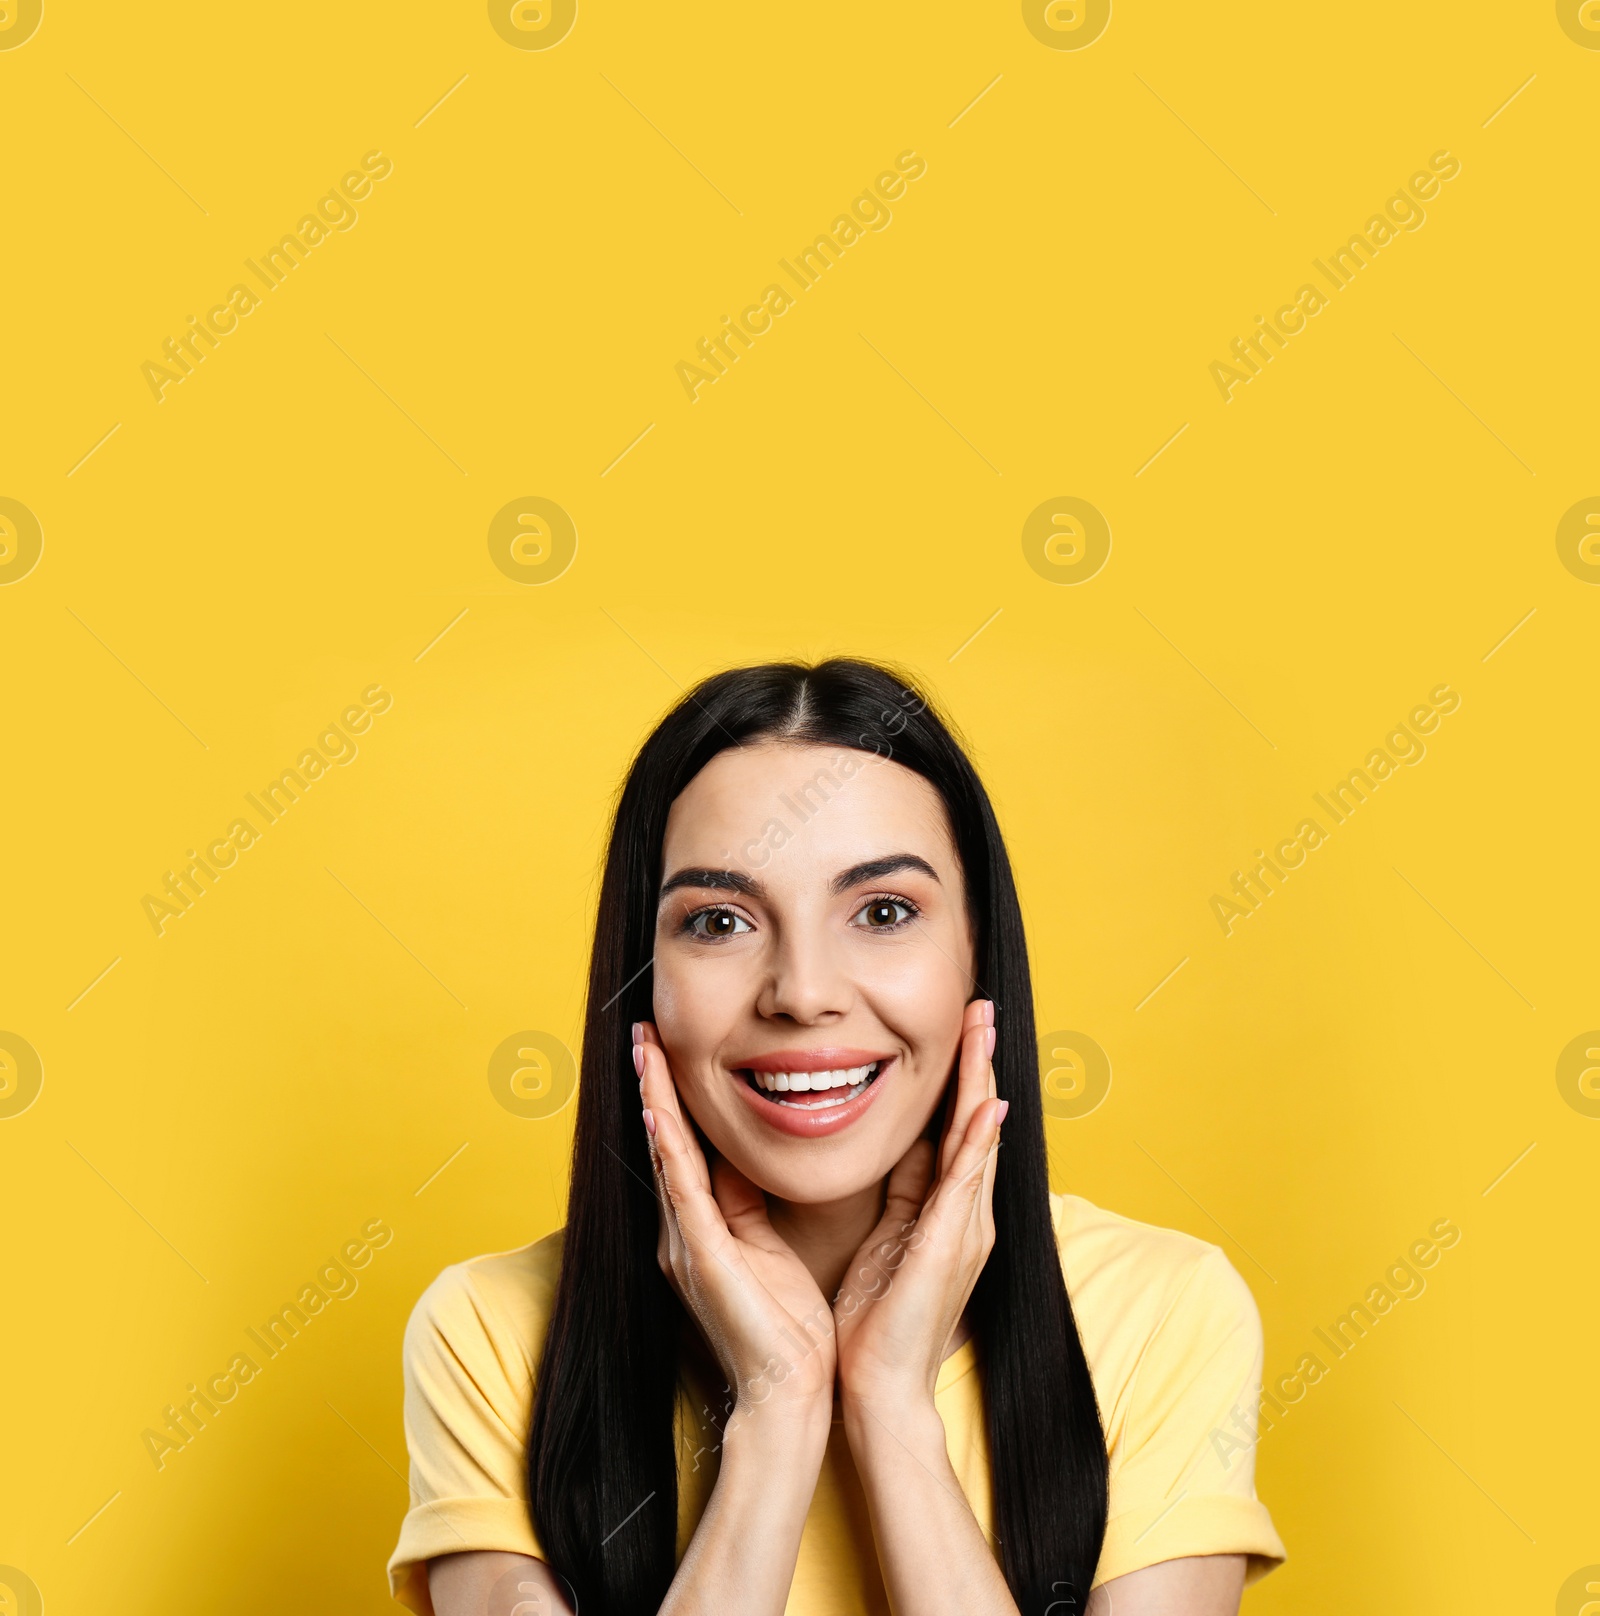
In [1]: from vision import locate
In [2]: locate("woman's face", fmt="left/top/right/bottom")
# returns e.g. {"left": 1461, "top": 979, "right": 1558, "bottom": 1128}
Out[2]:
{"left": 652, "top": 741, "right": 976, "bottom": 1204}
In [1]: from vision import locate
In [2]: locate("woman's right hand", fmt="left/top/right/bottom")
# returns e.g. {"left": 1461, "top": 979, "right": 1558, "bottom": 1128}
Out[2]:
{"left": 635, "top": 1022, "right": 837, "bottom": 1442}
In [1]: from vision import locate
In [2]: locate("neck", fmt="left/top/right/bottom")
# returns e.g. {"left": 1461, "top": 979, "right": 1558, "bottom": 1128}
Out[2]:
{"left": 763, "top": 1180, "right": 974, "bottom": 1367}
{"left": 766, "top": 1181, "right": 887, "bottom": 1302}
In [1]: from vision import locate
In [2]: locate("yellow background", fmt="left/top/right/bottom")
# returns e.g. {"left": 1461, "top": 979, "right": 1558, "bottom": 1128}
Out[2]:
{"left": 2, "top": 2, "right": 1596, "bottom": 1611}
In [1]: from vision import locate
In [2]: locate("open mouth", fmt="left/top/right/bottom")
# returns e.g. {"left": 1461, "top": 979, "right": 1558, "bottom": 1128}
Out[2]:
{"left": 741, "top": 1061, "right": 882, "bottom": 1110}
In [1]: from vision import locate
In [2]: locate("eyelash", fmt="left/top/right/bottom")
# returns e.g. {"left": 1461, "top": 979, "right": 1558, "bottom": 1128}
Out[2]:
{"left": 677, "top": 892, "right": 922, "bottom": 940}
{"left": 680, "top": 904, "right": 754, "bottom": 940}
{"left": 852, "top": 892, "right": 921, "bottom": 932}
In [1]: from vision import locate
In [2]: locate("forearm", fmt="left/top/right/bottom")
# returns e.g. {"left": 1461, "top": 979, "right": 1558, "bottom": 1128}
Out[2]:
{"left": 660, "top": 1402, "right": 831, "bottom": 1616}
{"left": 842, "top": 1395, "right": 1019, "bottom": 1616}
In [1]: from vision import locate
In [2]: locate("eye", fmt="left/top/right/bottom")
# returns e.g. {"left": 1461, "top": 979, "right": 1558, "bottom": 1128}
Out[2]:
{"left": 685, "top": 906, "right": 752, "bottom": 939}
{"left": 852, "top": 896, "right": 917, "bottom": 931}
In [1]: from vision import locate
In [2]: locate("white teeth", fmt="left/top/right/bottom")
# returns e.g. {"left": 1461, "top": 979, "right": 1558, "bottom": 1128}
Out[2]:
{"left": 750, "top": 1063, "right": 879, "bottom": 1101}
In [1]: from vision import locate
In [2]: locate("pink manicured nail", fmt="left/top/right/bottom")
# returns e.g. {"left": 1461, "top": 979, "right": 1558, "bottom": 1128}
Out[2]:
{"left": 984, "top": 1025, "right": 997, "bottom": 1058}
{"left": 631, "top": 1022, "right": 643, "bottom": 1047}
{"left": 642, "top": 1108, "right": 656, "bottom": 1137}
{"left": 995, "top": 1100, "right": 1009, "bottom": 1125}
{"left": 632, "top": 1044, "right": 645, "bottom": 1077}
{"left": 983, "top": 1000, "right": 995, "bottom": 1026}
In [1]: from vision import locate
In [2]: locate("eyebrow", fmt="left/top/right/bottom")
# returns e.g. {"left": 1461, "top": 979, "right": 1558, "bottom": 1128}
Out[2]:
{"left": 830, "top": 854, "right": 940, "bottom": 895}
{"left": 657, "top": 853, "right": 940, "bottom": 905}
{"left": 659, "top": 867, "right": 765, "bottom": 901}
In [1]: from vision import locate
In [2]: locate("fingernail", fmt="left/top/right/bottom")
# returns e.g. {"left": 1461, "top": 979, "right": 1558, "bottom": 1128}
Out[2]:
{"left": 995, "top": 1100, "right": 1009, "bottom": 1125}
{"left": 984, "top": 1025, "right": 996, "bottom": 1057}
{"left": 631, "top": 1022, "right": 643, "bottom": 1047}
{"left": 632, "top": 1044, "right": 645, "bottom": 1077}
{"left": 984, "top": 1000, "right": 995, "bottom": 1026}
{"left": 642, "top": 1108, "right": 656, "bottom": 1137}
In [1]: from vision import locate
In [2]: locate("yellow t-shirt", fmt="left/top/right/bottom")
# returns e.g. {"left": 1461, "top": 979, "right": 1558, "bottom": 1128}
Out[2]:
{"left": 388, "top": 1193, "right": 1285, "bottom": 1613}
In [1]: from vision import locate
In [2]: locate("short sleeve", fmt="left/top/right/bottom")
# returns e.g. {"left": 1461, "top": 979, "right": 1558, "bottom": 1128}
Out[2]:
{"left": 387, "top": 1262, "right": 544, "bottom": 1614}
{"left": 1096, "top": 1246, "right": 1286, "bottom": 1588}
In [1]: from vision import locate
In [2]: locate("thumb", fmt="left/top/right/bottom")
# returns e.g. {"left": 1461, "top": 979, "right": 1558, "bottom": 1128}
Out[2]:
{"left": 882, "top": 1138, "right": 935, "bottom": 1238}
{"left": 710, "top": 1155, "right": 772, "bottom": 1239}
{"left": 836, "top": 1140, "right": 935, "bottom": 1316}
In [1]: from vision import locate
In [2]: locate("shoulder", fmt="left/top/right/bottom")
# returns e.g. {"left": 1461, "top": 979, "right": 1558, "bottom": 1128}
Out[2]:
{"left": 403, "top": 1229, "right": 565, "bottom": 1399}
{"left": 1050, "top": 1195, "right": 1286, "bottom": 1585}
{"left": 1051, "top": 1190, "right": 1255, "bottom": 1316}
{"left": 1048, "top": 1193, "right": 1262, "bottom": 1432}
{"left": 1051, "top": 1191, "right": 1252, "bottom": 1310}
{"left": 391, "top": 1233, "right": 563, "bottom": 1605}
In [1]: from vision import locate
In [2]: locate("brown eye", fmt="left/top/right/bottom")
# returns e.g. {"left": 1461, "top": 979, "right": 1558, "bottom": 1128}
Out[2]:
{"left": 854, "top": 899, "right": 914, "bottom": 930}
{"left": 688, "top": 907, "right": 750, "bottom": 938}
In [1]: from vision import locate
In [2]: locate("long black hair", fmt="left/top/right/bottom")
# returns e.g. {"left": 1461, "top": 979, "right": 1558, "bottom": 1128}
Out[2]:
{"left": 528, "top": 658, "right": 1107, "bottom": 1613}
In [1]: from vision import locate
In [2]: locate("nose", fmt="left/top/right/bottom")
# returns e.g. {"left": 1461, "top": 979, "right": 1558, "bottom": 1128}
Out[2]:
{"left": 755, "top": 924, "right": 852, "bottom": 1024}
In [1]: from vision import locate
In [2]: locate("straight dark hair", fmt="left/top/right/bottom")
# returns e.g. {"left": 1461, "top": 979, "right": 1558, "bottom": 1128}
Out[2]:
{"left": 528, "top": 658, "right": 1107, "bottom": 1613}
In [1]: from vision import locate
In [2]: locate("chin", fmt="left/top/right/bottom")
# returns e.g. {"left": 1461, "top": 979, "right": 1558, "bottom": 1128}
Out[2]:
{"left": 724, "top": 1131, "right": 910, "bottom": 1206}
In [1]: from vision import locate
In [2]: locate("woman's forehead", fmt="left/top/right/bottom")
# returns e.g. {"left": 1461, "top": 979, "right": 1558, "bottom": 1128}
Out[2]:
{"left": 662, "top": 741, "right": 956, "bottom": 876}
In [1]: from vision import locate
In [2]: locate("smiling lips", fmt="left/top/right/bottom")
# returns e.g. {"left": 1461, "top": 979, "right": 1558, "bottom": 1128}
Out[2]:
{"left": 733, "top": 1048, "right": 893, "bottom": 1138}
{"left": 750, "top": 1063, "right": 877, "bottom": 1101}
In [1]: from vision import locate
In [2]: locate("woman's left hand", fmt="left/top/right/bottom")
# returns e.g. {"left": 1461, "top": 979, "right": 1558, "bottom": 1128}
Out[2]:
{"left": 831, "top": 999, "right": 1007, "bottom": 1414}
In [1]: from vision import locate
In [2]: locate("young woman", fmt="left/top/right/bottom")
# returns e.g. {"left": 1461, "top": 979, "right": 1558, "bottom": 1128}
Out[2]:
{"left": 388, "top": 659, "right": 1285, "bottom": 1615}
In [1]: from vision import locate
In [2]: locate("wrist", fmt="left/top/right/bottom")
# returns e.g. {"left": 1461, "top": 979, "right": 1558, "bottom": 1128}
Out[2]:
{"left": 711, "top": 1399, "right": 832, "bottom": 1518}
{"left": 722, "top": 1386, "right": 834, "bottom": 1462}
{"left": 837, "top": 1359, "right": 938, "bottom": 1423}
{"left": 840, "top": 1383, "right": 945, "bottom": 1462}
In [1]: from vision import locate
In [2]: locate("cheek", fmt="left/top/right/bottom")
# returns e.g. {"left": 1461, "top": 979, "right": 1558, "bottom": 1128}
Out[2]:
{"left": 652, "top": 955, "right": 741, "bottom": 1074}
{"left": 864, "top": 947, "right": 970, "bottom": 1053}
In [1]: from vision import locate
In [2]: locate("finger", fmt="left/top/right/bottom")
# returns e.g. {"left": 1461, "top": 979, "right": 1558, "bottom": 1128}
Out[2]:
{"left": 939, "top": 1009, "right": 995, "bottom": 1182}
{"left": 835, "top": 1141, "right": 934, "bottom": 1313}
{"left": 638, "top": 1034, "right": 710, "bottom": 1193}
{"left": 636, "top": 1035, "right": 749, "bottom": 1296}
{"left": 711, "top": 1156, "right": 824, "bottom": 1283}
{"left": 710, "top": 1154, "right": 775, "bottom": 1244}
{"left": 977, "top": 1091, "right": 1001, "bottom": 1249}
{"left": 652, "top": 1104, "right": 738, "bottom": 1264}
{"left": 636, "top": 1039, "right": 710, "bottom": 1239}
{"left": 882, "top": 1137, "right": 936, "bottom": 1236}
{"left": 927, "top": 1095, "right": 1006, "bottom": 1236}
{"left": 981, "top": 1045, "right": 997, "bottom": 1241}
{"left": 933, "top": 999, "right": 991, "bottom": 1167}
{"left": 643, "top": 1112, "right": 684, "bottom": 1288}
